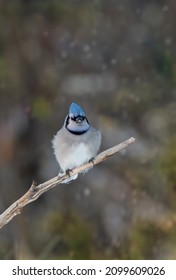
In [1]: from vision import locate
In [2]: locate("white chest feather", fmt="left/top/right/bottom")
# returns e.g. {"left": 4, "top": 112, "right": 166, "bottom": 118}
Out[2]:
{"left": 60, "top": 143, "right": 91, "bottom": 171}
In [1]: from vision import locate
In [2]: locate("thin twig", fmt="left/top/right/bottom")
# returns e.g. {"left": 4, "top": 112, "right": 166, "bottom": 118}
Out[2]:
{"left": 0, "top": 137, "right": 135, "bottom": 230}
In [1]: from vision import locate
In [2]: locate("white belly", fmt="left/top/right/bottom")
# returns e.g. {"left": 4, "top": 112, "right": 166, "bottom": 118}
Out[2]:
{"left": 61, "top": 143, "right": 90, "bottom": 171}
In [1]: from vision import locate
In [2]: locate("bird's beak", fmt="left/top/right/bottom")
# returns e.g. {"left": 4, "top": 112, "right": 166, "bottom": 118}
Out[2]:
{"left": 76, "top": 116, "right": 84, "bottom": 123}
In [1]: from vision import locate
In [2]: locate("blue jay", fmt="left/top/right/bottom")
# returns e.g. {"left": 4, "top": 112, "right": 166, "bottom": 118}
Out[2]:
{"left": 52, "top": 103, "right": 101, "bottom": 183}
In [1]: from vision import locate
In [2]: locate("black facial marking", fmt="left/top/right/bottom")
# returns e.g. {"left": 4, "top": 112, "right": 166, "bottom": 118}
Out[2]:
{"left": 65, "top": 115, "right": 70, "bottom": 127}
{"left": 85, "top": 117, "right": 89, "bottom": 124}
{"left": 65, "top": 115, "right": 89, "bottom": 135}
{"left": 71, "top": 115, "right": 85, "bottom": 123}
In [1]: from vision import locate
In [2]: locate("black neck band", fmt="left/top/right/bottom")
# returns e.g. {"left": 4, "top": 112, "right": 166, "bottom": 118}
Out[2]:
{"left": 66, "top": 128, "right": 88, "bottom": 135}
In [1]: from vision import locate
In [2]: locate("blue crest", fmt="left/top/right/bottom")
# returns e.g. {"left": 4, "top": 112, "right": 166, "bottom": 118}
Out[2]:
{"left": 69, "top": 103, "right": 85, "bottom": 117}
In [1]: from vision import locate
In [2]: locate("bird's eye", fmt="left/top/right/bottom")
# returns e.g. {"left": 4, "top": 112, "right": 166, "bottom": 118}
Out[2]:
{"left": 71, "top": 116, "right": 77, "bottom": 121}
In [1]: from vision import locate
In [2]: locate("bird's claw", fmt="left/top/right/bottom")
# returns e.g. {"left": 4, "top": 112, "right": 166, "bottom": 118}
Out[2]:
{"left": 89, "top": 157, "right": 95, "bottom": 165}
{"left": 66, "top": 169, "right": 73, "bottom": 177}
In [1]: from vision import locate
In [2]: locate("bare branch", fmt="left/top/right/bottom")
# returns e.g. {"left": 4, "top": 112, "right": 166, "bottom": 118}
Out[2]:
{"left": 0, "top": 137, "right": 135, "bottom": 230}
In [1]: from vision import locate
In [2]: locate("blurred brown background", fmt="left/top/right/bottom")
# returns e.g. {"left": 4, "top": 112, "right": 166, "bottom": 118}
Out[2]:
{"left": 0, "top": 0, "right": 176, "bottom": 259}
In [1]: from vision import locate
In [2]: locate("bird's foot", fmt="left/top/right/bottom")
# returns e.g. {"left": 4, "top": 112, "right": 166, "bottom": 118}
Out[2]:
{"left": 58, "top": 169, "right": 78, "bottom": 184}
{"left": 81, "top": 157, "right": 95, "bottom": 175}
{"left": 66, "top": 169, "right": 73, "bottom": 177}
{"left": 89, "top": 157, "right": 95, "bottom": 165}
